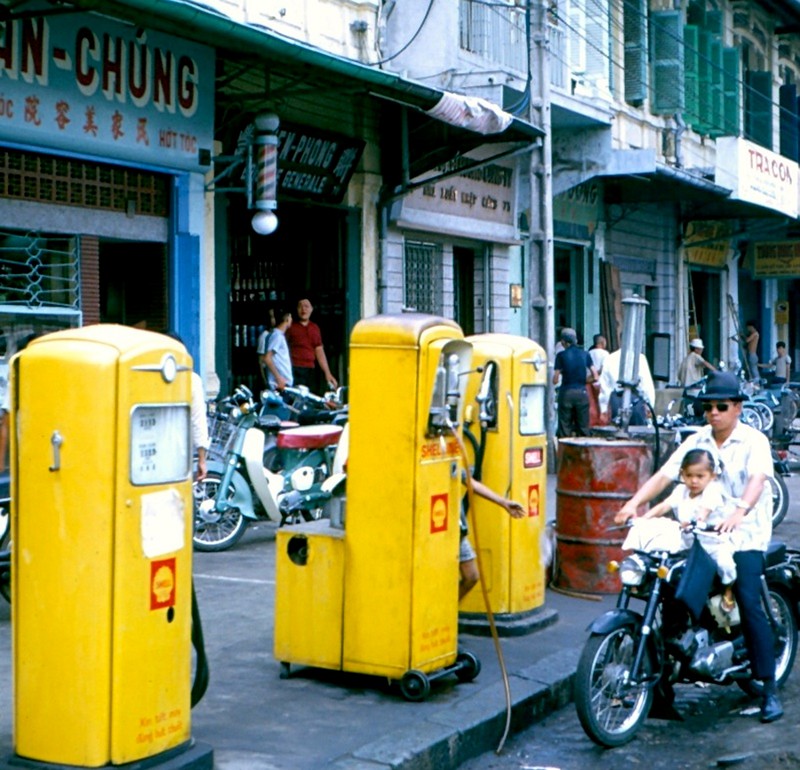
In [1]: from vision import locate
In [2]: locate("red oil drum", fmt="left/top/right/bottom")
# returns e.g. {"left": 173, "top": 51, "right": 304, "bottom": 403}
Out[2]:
{"left": 553, "top": 437, "right": 652, "bottom": 594}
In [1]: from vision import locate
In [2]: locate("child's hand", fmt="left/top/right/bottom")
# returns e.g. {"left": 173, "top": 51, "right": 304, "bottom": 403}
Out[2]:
{"left": 506, "top": 501, "right": 525, "bottom": 519}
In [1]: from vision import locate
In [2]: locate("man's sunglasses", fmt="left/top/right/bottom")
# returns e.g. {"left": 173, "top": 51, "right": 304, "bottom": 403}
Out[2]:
{"left": 702, "top": 402, "right": 731, "bottom": 413}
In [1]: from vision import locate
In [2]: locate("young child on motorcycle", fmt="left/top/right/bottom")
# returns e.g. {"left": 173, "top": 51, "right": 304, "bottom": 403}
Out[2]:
{"left": 625, "top": 448, "right": 738, "bottom": 613}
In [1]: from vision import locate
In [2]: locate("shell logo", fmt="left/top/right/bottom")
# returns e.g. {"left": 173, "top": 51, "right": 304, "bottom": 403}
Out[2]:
{"left": 430, "top": 493, "right": 448, "bottom": 533}
{"left": 150, "top": 557, "right": 176, "bottom": 610}
{"left": 528, "top": 484, "right": 540, "bottom": 517}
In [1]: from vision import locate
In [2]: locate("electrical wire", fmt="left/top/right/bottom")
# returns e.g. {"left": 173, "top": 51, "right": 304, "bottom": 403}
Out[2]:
{"left": 369, "top": 0, "right": 435, "bottom": 66}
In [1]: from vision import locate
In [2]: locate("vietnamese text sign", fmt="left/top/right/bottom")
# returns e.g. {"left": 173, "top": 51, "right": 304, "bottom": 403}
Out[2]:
{"left": 716, "top": 137, "right": 799, "bottom": 218}
{"left": 683, "top": 220, "right": 732, "bottom": 267}
{"left": 0, "top": 14, "right": 215, "bottom": 172}
{"left": 754, "top": 241, "right": 800, "bottom": 278}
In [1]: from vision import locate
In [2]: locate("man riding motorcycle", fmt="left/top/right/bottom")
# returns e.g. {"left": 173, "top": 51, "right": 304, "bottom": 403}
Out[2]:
{"left": 616, "top": 370, "right": 782, "bottom": 723}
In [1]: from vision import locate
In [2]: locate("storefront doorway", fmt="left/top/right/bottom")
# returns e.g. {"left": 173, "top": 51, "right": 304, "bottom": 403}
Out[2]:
{"left": 99, "top": 240, "right": 168, "bottom": 331}
{"left": 225, "top": 201, "right": 359, "bottom": 394}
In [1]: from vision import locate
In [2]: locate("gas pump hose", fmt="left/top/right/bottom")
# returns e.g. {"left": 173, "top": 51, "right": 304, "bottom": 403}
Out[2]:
{"left": 191, "top": 581, "right": 210, "bottom": 707}
{"left": 448, "top": 423, "right": 513, "bottom": 755}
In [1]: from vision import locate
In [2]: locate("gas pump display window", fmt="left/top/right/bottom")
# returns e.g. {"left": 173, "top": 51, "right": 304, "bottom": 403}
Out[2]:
{"left": 130, "top": 404, "right": 191, "bottom": 485}
{"left": 518, "top": 385, "right": 545, "bottom": 435}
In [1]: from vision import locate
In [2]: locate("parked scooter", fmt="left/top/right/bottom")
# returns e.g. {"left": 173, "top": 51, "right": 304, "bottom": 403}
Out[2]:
{"left": 575, "top": 521, "right": 799, "bottom": 747}
{"left": 192, "top": 385, "right": 346, "bottom": 551}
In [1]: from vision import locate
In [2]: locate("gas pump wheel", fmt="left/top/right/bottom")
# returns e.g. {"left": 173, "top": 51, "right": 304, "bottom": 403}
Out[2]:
{"left": 192, "top": 471, "right": 248, "bottom": 551}
{"left": 399, "top": 670, "right": 431, "bottom": 702}
{"left": 455, "top": 650, "right": 481, "bottom": 682}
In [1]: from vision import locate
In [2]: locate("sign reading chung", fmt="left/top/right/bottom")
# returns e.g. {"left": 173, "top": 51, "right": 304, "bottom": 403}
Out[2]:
{"left": 0, "top": 14, "right": 214, "bottom": 172}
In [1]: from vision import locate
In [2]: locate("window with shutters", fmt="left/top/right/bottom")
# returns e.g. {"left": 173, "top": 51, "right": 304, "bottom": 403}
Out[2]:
{"left": 404, "top": 241, "right": 443, "bottom": 315}
{"left": 735, "top": 10, "right": 773, "bottom": 151}
{"left": 623, "top": 0, "right": 647, "bottom": 106}
{"left": 563, "top": 0, "right": 611, "bottom": 98}
{"left": 779, "top": 49, "right": 800, "bottom": 163}
{"left": 650, "top": 11, "right": 684, "bottom": 115}
{"left": 459, "top": 0, "right": 527, "bottom": 73}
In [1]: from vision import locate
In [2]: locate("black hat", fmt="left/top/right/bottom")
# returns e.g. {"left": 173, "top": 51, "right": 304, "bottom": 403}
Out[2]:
{"left": 697, "top": 371, "right": 746, "bottom": 402}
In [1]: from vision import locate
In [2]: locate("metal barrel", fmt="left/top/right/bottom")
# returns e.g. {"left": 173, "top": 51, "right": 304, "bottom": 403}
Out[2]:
{"left": 553, "top": 437, "right": 652, "bottom": 594}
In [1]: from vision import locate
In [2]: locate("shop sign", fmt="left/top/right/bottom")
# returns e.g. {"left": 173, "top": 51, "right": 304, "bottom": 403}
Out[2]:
{"left": 276, "top": 123, "right": 365, "bottom": 204}
{"left": 0, "top": 14, "right": 214, "bottom": 172}
{"left": 553, "top": 181, "right": 599, "bottom": 230}
{"left": 753, "top": 241, "right": 800, "bottom": 278}
{"left": 716, "top": 137, "right": 799, "bottom": 219}
{"left": 395, "top": 157, "right": 516, "bottom": 241}
{"left": 776, "top": 300, "right": 789, "bottom": 326}
{"left": 683, "top": 220, "right": 732, "bottom": 267}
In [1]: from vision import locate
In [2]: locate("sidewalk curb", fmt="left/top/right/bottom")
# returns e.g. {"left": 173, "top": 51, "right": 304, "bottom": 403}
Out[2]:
{"left": 333, "top": 647, "right": 580, "bottom": 769}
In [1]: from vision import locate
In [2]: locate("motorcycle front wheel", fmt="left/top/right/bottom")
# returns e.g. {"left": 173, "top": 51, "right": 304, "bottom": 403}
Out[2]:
{"left": 192, "top": 471, "right": 248, "bottom": 551}
{"left": 575, "top": 628, "right": 654, "bottom": 748}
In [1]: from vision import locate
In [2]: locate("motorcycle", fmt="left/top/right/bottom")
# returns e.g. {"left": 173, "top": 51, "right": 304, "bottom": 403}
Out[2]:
{"left": 192, "top": 384, "right": 346, "bottom": 551}
{"left": 575, "top": 522, "right": 799, "bottom": 747}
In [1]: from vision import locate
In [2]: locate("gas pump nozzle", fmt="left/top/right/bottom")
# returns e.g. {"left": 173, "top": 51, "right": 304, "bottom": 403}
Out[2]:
{"left": 445, "top": 354, "right": 461, "bottom": 424}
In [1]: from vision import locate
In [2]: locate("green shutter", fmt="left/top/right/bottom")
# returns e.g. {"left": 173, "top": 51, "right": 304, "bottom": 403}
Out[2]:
{"left": 722, "top": 47, "right": 741, "bottom": 136}
{"left": 684, "top": 25, "right": 700, "bottom": 128}
{"left": 651, "top": 11, "right": 684, "bottom": 115}
{"left": 705, "top": 10, "right": 723, "bottom": 36}
{"left": 708, "top": 40, "right": 724, "bottom": 136}
{"left": 746, "top": 70, "right": 773, "bottom": 150}
{"left": 624, "top": 0, "right": 648, "bottom": 105}
{"left": 696, "top": 29, "right": 711, "bottom": 134}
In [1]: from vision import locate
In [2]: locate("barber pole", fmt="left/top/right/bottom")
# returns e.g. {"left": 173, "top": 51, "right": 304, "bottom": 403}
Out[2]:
{"left": 251, "top": 112, "right": 280, "bottom": 235}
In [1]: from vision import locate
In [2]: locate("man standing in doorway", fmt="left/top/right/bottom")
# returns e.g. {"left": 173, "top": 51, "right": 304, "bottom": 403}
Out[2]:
{"left": 286, "top": 297, "right": 338, "bottom": 392}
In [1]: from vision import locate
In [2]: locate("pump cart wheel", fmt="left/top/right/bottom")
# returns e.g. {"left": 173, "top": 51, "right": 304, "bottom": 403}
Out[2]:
{"left": 455, "top": 650, "right": 481, "bottom": 682}
{"left": 399, "top": 670, "right": 431, "bottom": 702}
{"left": 279, "top": 662, "right": 291, "bottom": 680}
{"left": 192, "top": 471, "right": 248, "bottom": 551}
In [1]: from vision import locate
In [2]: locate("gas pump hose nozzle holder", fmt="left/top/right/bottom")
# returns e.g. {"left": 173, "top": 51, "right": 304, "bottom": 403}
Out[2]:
{"left": 446, "top": 418, "right": 513, "bottom": 755}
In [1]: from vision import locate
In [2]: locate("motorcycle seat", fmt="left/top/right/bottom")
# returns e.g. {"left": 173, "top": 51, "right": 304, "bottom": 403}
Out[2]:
{"left": 766, "top": 541, "right": 787, "bottom": 568}
{"left": 277, "top": 424, "right": 343, "bottom": 450}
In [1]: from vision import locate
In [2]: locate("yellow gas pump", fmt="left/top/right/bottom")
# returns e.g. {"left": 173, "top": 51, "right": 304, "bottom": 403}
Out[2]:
{"left": 8, "top": 325, "right": 212, "bottom": 769}
{"left": 274, "top": 314, "right": 481, "bottom": 700}
{"left": 458, "top": 334, "right": 552, "bottom": 634}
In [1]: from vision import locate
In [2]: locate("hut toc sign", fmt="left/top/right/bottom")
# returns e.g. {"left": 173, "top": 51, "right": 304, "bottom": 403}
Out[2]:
{"left": 0, "top": 14, "right": 214, "bottom": 172}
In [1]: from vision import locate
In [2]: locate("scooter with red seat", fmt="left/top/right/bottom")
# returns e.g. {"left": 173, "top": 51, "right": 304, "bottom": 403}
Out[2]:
{"left": 192, "top": 384, "right": 346, "bottom": 551}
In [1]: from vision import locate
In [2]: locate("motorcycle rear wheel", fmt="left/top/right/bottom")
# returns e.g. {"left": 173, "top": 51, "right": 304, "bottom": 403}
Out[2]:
{"left": 575, "top": 628, "right": 653, "bottom": 748}
{"left": 770, "top": 475, "right": 789, "bottom": 528}
{"left": 192, "top": 471, "right": 248, "bottom": 551}
{"left": 737, "top": 587, "right": 798, "bottom": 696}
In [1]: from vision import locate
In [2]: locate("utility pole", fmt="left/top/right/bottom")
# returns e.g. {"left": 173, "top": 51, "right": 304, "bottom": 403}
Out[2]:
{"left": 528, "top": 0, "right": 556, "bottom": 456}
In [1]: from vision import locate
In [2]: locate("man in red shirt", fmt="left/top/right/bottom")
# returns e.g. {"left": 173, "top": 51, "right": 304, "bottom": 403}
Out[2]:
{"left": 285, "top": 297, "right": 338, "bottom": 392}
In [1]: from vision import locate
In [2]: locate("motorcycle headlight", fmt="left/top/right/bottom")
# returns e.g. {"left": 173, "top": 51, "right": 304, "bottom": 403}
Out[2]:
{"left": 229, "top": 406, "right": 242, "bottom": 422}
{"left": 619, "top": 554, "right": 647, "bottom": 586}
